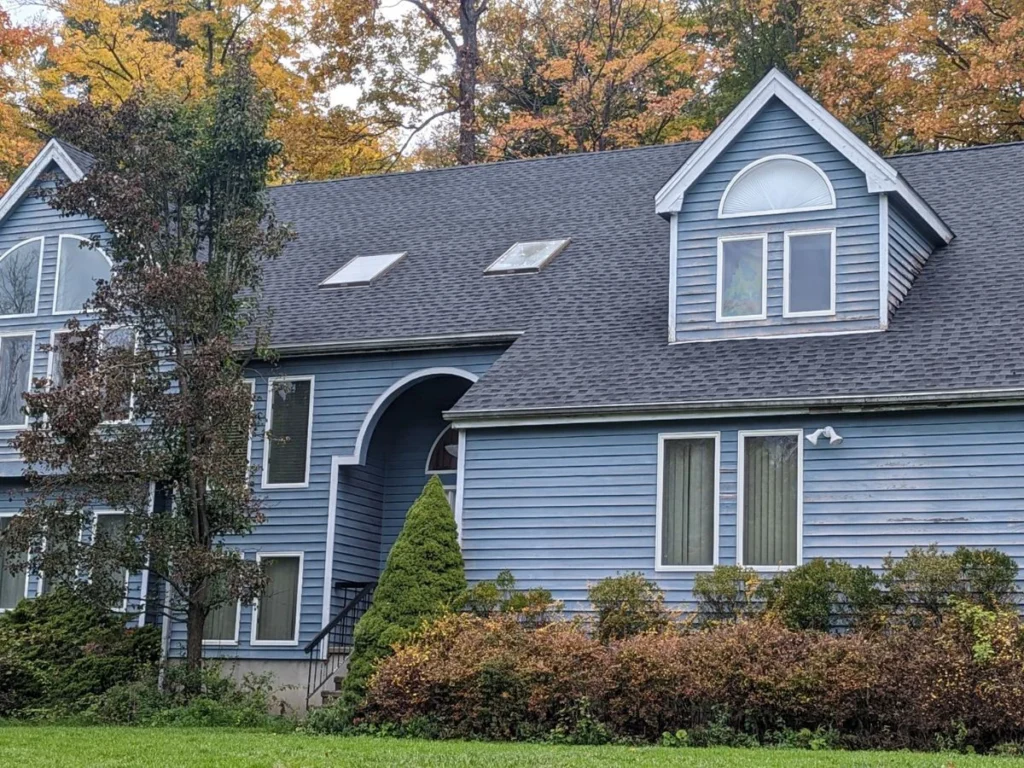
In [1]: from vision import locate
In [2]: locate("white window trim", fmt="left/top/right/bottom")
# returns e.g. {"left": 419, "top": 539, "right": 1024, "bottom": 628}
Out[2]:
{"left": 250, "top": 551, "right": 304, "bottom": 647}
{"left": 717, "top": 154, "right": 837, "bottom": 220}
{"left": 202, "top": 597, "right": 242, "bottom": 647}
{"left": 261, "top": 375, "right": 314, "bottom": 490}
{"left": 47, "top": 326, "right": 138, "bottom": 424}
{"left": 716, "top": 234, "right": 768, "bottom": 322}
{"left": 0, "top": 237, "right": 45, "bottom": 320}
{"left": 424, "top": 425, "right": 457, "bottom": 475}
{"left": 0, "top": 512, "right": 31, "bottom": 612}
{"left": 783, "top": 228, "right": 837, "bottom": 318}
{"left": 736, "top": 429, "right": 804, "bottom": 572}
{"left": 90, "top": 510, "right": 130, "bottom": 612}
{"left": 52, "top": 234, "right": 113, "bottom": 316}
{"left": 0, "top": 330, "right": 35, "bottom": 431}
{"left": 655, "top": 432, "right": 720, "bottom": 573}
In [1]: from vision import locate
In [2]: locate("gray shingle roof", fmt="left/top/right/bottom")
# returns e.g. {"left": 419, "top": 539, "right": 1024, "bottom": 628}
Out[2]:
{"left": 265, "top": 140, "right": 1024, "bottom": 416}
{"left": 53, "top": 139, "right": 96, "bottom": 174}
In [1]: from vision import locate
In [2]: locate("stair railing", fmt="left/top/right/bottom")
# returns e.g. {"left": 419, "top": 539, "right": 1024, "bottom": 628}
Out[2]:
{"left": 304, "top": 580, "right": 376, "bottom": 707}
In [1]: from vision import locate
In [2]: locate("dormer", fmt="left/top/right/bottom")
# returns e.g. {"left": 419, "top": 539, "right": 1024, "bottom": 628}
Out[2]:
{"left": 658, "top": 70, "right": 953, "bottom": 343}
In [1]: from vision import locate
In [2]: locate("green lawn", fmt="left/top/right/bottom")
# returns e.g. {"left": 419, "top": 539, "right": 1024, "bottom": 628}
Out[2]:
{"left": 0, "top": 728, "right": 1023, "bottom": 768}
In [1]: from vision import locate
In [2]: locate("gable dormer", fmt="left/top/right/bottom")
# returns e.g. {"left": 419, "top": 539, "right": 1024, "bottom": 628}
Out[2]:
{"left": 658, "top": 70, "right": 953, "bottom": 343}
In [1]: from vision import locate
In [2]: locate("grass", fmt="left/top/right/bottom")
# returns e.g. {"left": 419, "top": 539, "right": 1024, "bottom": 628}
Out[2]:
{"left": 0, "top": 727, "right": 1023, "bottom": 768}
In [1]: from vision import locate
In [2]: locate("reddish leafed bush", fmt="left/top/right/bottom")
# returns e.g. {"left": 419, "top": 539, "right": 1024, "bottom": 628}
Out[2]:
{"left": 362, "top": 607, "right": 1024, "bottom": 750}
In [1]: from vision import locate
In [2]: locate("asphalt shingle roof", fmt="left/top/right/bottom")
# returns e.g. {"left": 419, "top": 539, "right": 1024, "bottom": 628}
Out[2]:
{"left": 264, "top": 139, "right": 1024, "bottom": 416}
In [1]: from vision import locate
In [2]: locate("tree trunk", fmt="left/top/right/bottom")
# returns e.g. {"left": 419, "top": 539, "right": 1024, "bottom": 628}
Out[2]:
{"left": 456, "top": 1, "right": 480, "bottom": 165}
{"left": 184, "top": 598, "right": 206, "bottom": 693}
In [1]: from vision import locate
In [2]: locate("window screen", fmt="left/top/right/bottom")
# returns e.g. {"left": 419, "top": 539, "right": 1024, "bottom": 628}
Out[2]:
{"left": 266, "top": 380, "right": 312, "bottom": 485}
{"left": 787, "top": 231, "right": 834, "bottom": 315}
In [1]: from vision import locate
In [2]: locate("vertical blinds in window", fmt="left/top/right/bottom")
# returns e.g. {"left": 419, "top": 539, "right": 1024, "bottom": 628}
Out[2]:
{"left": 266, "top": 380, "right": 312, "bottom": 485}
{"left": 661, "top": 438, "right": 716, "bottom": 567}
{"left": 743, "top": 435, "right": 799, "bottom": 566}
{"left": 255, "top": 556, "right": 300, "bottom": 642}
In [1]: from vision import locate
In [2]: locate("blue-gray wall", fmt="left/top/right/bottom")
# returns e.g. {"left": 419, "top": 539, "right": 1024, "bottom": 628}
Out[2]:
{"left": 460, "top": 407, "right": 1024, "bottom": 612}
{"left": 674, "top": 98, "right": 881, "bottom": 341}
{"left": 887, "top": 201, "right": 935, "bottom": 318}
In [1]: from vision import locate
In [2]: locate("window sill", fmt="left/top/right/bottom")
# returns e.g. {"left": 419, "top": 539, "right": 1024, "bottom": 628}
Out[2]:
{"left": 202, "top": 640, "right": 239, "bottom": 647}
{"left": 260, "top": 482, "right": 310, "bottom": 491}
{"left": 654, "top": 564, "right": 717, "bottom": 573}
{"left": 249, "top": 640, "right": 299, "bottom": 647}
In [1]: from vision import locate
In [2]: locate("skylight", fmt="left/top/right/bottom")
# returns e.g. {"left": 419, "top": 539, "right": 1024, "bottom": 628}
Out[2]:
{"left": 486, "top": 239, "right": 569, "bottom": 274}
{"left": 320, "top": 252, "right": 406, "bottom": 287}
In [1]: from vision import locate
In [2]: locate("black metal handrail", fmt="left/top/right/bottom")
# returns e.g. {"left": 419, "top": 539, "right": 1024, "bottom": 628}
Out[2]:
{"left": 305, "top": 581, "right": 375, "bottom": 707}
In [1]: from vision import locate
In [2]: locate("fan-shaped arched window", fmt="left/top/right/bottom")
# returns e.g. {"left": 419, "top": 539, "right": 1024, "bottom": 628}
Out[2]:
{"left": 53, "top": 235, "right": 113, "bottom": 314}
{"left": 0, "top": 238, "right": 43, "bottom": 317}
{"left": 719, "top": 155, "right": 836, "bottom": 218}
{"left": 425, "top": 426, "right": 459, "bottom": 474}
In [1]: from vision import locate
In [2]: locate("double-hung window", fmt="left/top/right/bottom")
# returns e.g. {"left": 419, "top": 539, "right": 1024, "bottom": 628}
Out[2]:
{"left": 0, "top": 517, "right": 28, "bottom": 611}
{"left": 0, "top": 333, "right": 33, "bottom": 428}
{"left": 738, "top": 430, "right": 803, "bottom": 569}
{"left": 717, "top": 234, "right": 767, "bottom": 321}
{"left": 263, "top": 377, "right": 313, "bottom": 488}
{"left": 784, "top": 229, "right": 835, "bottom": 317}
{"left": 657, "top": 434, "right": 719, "bottom": 570}
{"left": 203, "top": 572, "right": 241, "bottom": 646}
{"left": 92, "top": 512, "right": 129, "bottom": 611}
{"left": 252, "top": 553, "right": 302, "bottom": 645}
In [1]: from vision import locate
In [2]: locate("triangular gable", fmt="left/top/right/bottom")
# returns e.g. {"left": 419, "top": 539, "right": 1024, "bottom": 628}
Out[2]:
{"left": 655, "top": 69, "right": 953, "bottom": 244}
{"left": 0, "top": 138, "right": 86, "bottom": 227}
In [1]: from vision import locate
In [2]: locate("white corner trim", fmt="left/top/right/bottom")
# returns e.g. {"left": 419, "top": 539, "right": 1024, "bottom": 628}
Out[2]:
{"left": 879, "top": 193, "right": 890, "bottom": 330}
{"left": 250, "top": 551, "right": 304, "bottom": 646}
{"left": 654, "top": 432, "right": 720, "bottom": 572}
{"left": 339, "top": 367, "right": 479, "bottom": 467}
{"left": 261, "top": 375, "right": 315, "bottom": 490}
{"left": 320, "top": 455, "right": 343, "bottom": 654}
{"left": 735, "top": 428, "right": 804, "bottom": 571}
{"left": 653, "top": 69, "right": 952, "bottom": 244}
{"left": 718, "top": 154, "right": 837, "bottom": 219}
{"left": 782, "top": 228, "right": 836, "bottom": 318}
{"left": 716, "top": 233, "right": 768, "bottom": 322}
{"left": 667, "top": 213, "right": 678, "bottom": 342}
{"left": 0, "top": 140, "right": 85, "bottom": 226}
{"left": 454, "top": 429, "right": 467, "bottom": 543}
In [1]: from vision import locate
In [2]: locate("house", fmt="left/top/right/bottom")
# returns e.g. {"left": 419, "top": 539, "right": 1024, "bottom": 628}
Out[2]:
{"left": 0, "top": 68, "right": 1023, "bottom": 709}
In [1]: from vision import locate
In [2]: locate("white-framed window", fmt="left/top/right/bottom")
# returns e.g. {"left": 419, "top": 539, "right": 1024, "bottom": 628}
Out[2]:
{"left": 0, "top": 515, "right": 29, "bottom": 611}
{"left": 716, "top": 234, "right": 767, "bottom": 322}
{"left": 737, "top": 430, "right": 803, "bottom": 571}
{"left": 425, "top": 425, "right": 459, "bottom": 474}
{"left": 656, "top": 433, "right": 720, "bottom": 571}
{"left": 48, "top": 327, "right": 136, "bottom": 422}
{"left": 251, "top": 552, "right": 303, "bottom": 646}
{"left": 262, "top": 376, "right": 314, "bottom": 488}
{"left": 0, "top": 332, "right": 34, "bottom": 429}
{"left": 203, "top": 572, "right": 241, "bottom": 646}
{"left": 719, "top": 155, "right": 836, "bottom": 218}
{"left": 0, "top": 238, "right": 43, "bottom": 318}
{"left": 91, "top": 511, "right": 129, "bottom": 612}
{"left": 485, "top": 239, "right": 570, "bottom": 274}
{"left": 784, "top": 229, "right": 836, "bottom": 317}
{"left": 53, "top": 235, "right": 113, "bottom": 315}
{"left": 320, "top": 253, "right": 406, "bottom": 287}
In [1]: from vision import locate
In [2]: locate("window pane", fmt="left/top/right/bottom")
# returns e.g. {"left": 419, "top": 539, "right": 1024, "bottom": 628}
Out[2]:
{"left": 50, "top": 331, "right": 84, "bottom": 389}
{"left": 0, "top": 241, "right": 40, "bottom": 316}
{"left": 266, "top": 380, "right": 312, "bottom": 485}
{"left": 788, "top": 233, "right": 832, "bottom": 313}
{"left": 720, "top": 239, "right": 764, "bottom": 318}
{"left": 100, "top": 327, "right": 135, "bottom": 422}
{"left": 94, "top": 514, "right": 127, "bottom": 608}
{"left": 0, "top": 518, "right": 26, "bottom": 610}
{"left": 661, "top": 438, "right": 716, "bottom": 566}
{"left": 255, "top": 556, "right": 300, "bottom": 642}
{"left": 55, "top": 237, "right": 111, "bottom": 313}
{"left": 743, "top": 435, "right": 799, "bottom": 567}
{"left": 203, "top": 575, "right": 238, "bottom": 643}
{"left": 721, "top": 157, "right": 834, "bottom": 216}
{"left": 0, "top": 335, "right": 32, "bottom": 426}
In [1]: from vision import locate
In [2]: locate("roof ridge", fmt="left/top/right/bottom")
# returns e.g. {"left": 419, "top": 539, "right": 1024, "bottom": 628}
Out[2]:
{"left": 887, "top": 140, "right": 1024, "bottom": 159}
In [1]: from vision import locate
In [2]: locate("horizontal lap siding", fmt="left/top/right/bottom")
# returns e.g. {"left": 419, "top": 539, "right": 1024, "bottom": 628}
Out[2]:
{"left": 461, "top": 408, "right": 1024, "bottom": 613}
{"left": 675, "top": 99, "right": 881, "bottom": 341}
{"left": 180, "top": 347, "right": 503, "bottom": 661}
{"left": 888, "top": 203, "right": 934, "bottom": 316}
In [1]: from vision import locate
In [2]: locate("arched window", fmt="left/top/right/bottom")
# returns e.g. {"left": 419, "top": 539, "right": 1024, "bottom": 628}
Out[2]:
{"left": 719, "top": 155, "right": 836, "bottom": 218}
{"left": 0, "top": 238, "right": 43, "bottom": 317}
{"left": 425, "top": 426, "right": 459, "bottom": 474}
{"left": 53, "top": 235, "right": 113, "bottom": 314}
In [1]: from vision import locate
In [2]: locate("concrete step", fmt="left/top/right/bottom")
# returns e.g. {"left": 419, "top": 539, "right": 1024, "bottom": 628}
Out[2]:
{"left": 327, "top": 644, "right": 353, "bottom": 656}
{"left": 321, "top": 689, "right": 342, "bottom": 705}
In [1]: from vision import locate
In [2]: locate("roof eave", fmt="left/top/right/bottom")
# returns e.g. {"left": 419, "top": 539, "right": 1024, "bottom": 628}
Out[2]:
{"left": 0, "top": 139, "right": 85, "bottom": 227}
{"left": 245, "top": 330, "right": 524, "bottom": 359}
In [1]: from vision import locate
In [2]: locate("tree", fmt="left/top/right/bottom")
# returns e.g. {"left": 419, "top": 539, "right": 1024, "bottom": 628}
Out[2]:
{"left": 0, "top": 9, "right": 46, "bottom": 194}
{"left": 339, "top": 476, "right": 465, "bottom": 709}
{"left": 7, "top": 52, "right": 290, "bottom": 680}
{"left": 482, "top": 0, "right": 704, "bottom": 159}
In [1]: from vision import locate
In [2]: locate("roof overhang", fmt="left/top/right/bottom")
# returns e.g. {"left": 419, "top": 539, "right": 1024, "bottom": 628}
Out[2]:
{"left": 654, "top": 69, "right": 954, "bottom": 244}
{"left": 238, "top": 330, "right": 524, "bottom": 359}
{"left": 0, "top": 138, "right": 86, "bottom": 227}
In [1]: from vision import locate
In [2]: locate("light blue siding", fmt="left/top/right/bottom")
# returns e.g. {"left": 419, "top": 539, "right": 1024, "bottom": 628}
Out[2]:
{"left": 461, "top": 408, "right": 1024, "bottom": 612}
{"left": 887, "top": 201, "right": 935, "bottom": 317}
{"left": 175, "top": 347, "right": 501, "bottom": 661}
{"left": 674, "top": 98, "right": 881, "bottom": 341}
{"left": 0, "top": 167, "right": 107, "bottom": 469}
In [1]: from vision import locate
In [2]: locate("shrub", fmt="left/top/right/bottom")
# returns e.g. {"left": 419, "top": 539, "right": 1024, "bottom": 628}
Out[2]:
{"left": 587, "top": 573, "right": 670, "bottom": 643}
{"left": 758, "top": 559, "right": 885, "bottom": 632}
{"left": 0, "top": 587, "right": 160, "bottom": 715}
{"left": 338, "top": 476, "right": 466, "bottom": 711}
{"left": 692, "top": 565, "right": 761, "bottom": 623}
{"left": 456, "top": 569, "right": 561, "bottom": 627}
